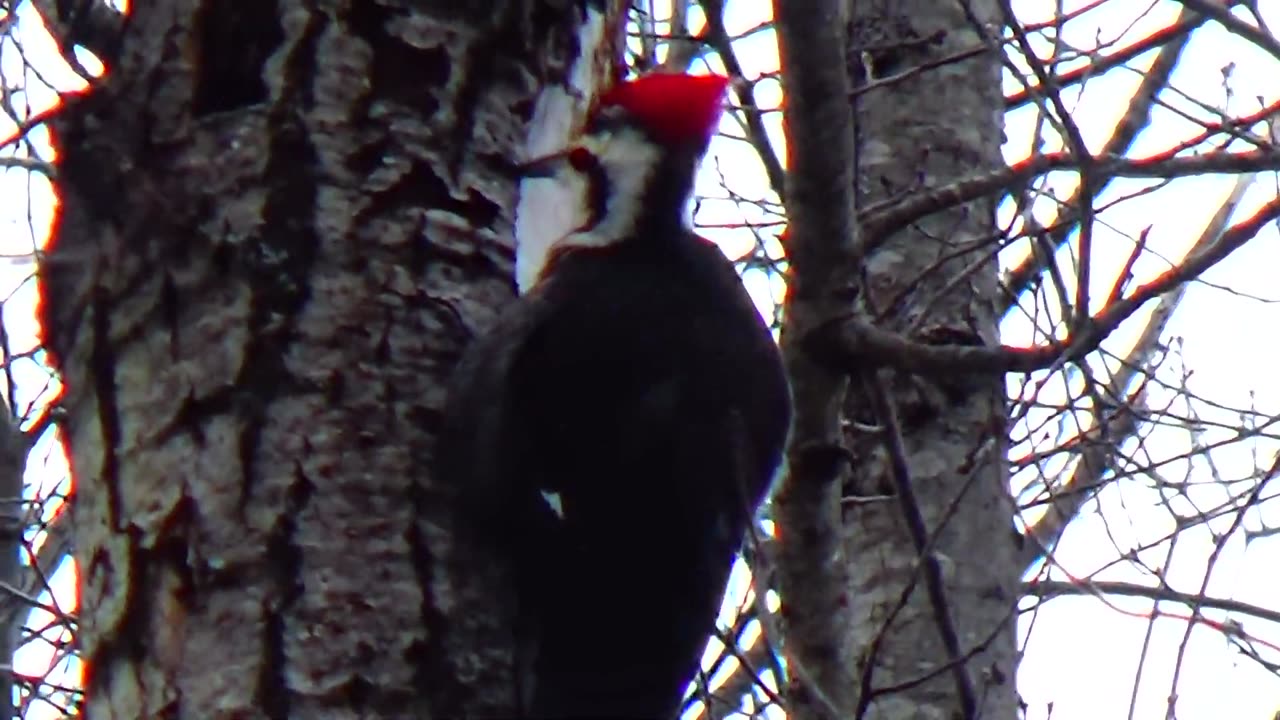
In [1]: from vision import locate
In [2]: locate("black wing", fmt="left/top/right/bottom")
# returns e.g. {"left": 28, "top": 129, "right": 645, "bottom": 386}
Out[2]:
{"left": 506, "top": 239, "right": 791, "bottom": 719}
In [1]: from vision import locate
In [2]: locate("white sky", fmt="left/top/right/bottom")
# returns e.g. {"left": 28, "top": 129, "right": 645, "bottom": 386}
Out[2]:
{"left": 2, "top": 0, "right": 1279, "bottom": 718}
{"left": 685, "top": 1, "right": 1280, "bottom": 718}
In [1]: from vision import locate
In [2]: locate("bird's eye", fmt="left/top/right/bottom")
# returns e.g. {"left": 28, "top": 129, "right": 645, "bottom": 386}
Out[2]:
{"left": 567, "top": 147, "right": 596, "bottom": 172}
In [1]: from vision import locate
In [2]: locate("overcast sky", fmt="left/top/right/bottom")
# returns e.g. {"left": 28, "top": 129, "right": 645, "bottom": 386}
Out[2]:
{"left": 2, "top": 1, "right": 1278, "bottom": 718}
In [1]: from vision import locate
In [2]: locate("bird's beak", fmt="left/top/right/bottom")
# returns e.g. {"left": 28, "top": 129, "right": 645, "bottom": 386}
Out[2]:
{"left": 517, "top": 151, "right": 567, "bottom": 179}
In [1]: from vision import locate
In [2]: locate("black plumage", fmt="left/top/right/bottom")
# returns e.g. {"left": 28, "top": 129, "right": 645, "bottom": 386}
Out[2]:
{"left": 437, "top": 73, "right": 791, "bottom": 720}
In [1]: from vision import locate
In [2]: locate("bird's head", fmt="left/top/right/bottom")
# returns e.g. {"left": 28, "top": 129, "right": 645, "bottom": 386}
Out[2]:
{"left": 518, "top": 72, "right": 730, "bottom": 272}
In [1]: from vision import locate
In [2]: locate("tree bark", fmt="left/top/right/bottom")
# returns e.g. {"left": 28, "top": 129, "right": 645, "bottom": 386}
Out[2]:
{"left": 771, "top": 0, "right": 861, "bottom": 715}
{"left": 0, "top": 415, "right": 27, "bottom": 718}
{"left": 841, "top": 1, "right": 1018, "bottom": 718}
{"left": 41, "top": 1, "right": 620, "bottom": 717}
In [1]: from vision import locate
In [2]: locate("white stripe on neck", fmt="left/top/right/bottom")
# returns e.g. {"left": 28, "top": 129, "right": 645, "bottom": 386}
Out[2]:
{"left": 515, "top": 128, "right": 663, "bottom": 289}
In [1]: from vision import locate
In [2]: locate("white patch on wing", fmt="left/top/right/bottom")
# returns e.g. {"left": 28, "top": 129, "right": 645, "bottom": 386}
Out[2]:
{"left": 515, "top": 10, "right": 608, "bottom": 294}
{"left": 539, "top": 490, "right": 565, "bottom": 520}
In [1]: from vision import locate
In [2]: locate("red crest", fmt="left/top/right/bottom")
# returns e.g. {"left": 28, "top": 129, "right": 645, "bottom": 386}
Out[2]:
{"left": 598, "top": 73, "right": 730, "bottom": 145}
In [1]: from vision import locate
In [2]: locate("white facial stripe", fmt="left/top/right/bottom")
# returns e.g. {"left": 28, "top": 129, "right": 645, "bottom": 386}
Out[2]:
{"left": 558, "top": 128, "right": 662, "bottom": 250}
{"left": 517, "top": 127, "right": 664, "bottom": 286}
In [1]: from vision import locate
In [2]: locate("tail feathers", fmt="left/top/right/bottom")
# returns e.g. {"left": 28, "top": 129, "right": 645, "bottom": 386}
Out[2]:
{"left": 520, "top": 565, "right": 721, "bottom": 720}
{"left": 525, "top": 649, "right": 691, "bottom": 720}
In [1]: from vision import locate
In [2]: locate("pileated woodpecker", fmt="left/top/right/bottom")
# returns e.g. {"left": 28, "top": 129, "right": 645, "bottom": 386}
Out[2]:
{"left": 438, "top": 72, "right": 791, "bottom": 719}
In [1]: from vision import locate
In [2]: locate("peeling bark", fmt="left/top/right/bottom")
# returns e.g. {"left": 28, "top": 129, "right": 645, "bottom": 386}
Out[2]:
{"left": 42, "top": 1, "right": 622, "bottom": 717}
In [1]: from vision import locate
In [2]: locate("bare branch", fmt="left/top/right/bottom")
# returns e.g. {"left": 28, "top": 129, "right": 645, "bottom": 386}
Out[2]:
{"left": 1028, "top": 579, "right": 1280, "bottom": 629}
{"left": 1173, "top": 0, "right": 1280, "bottom": 65}
{"left": 862, "top": 149, "right": 1280, "bottom": 246}
{"left": 1001, "top": 6, "right": 1197, "bottom": 311}
{"left": 701, "top": 0, "right": 787, "bottom": 201}
{"left": 819, "top": 192, "right": 1280, "bottom": 376}
{"left": 1004, "top": 13, "right": 1209, "bottom": 109}
{"left": 771, "top": 0, "right": 860, "bottom": 714}
{"left": 999, "top": 0, "right": 1099, "bottom": 334}
{"left": 660, "top": 0, "right": 703, "bottom": 72}
{"left": 0, "top": 157, "right": 54, "bottom": 178}
{"left": 1018, "top": 172, "right": 1259, "bottom": 569}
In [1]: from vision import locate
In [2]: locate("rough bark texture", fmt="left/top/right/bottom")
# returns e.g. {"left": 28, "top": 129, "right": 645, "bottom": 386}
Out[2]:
{"left": 842, "top": 1, "right": 1018, "bottom": 718}
{"left": 41, "top": 1, "right": 619, "bottom": 717}
{"left": 771, "top": 0, "right": 861, "bottom": 716}
{"left": 0, "top": 416, "right": 26, "bottom": 719}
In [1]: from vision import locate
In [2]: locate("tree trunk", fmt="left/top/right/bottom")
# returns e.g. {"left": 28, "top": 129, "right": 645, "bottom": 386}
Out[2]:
{"left": 41, "top": 1, "right": 618, "bottom": 716}
{"left": 839, "top": 1, "right": 1018, "bottom": 717}
{"left": 841, "top": 1, "right": 1018, "bottom": 719}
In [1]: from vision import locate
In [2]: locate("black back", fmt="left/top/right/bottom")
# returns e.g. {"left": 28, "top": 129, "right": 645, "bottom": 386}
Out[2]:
{"left": 439, "top": 226, "right": 791, "bottom": 718}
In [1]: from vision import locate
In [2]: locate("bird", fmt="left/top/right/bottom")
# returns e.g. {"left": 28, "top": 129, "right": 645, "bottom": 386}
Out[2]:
{"left": 437, "top": 71, "right": 792, "bottom": 720}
